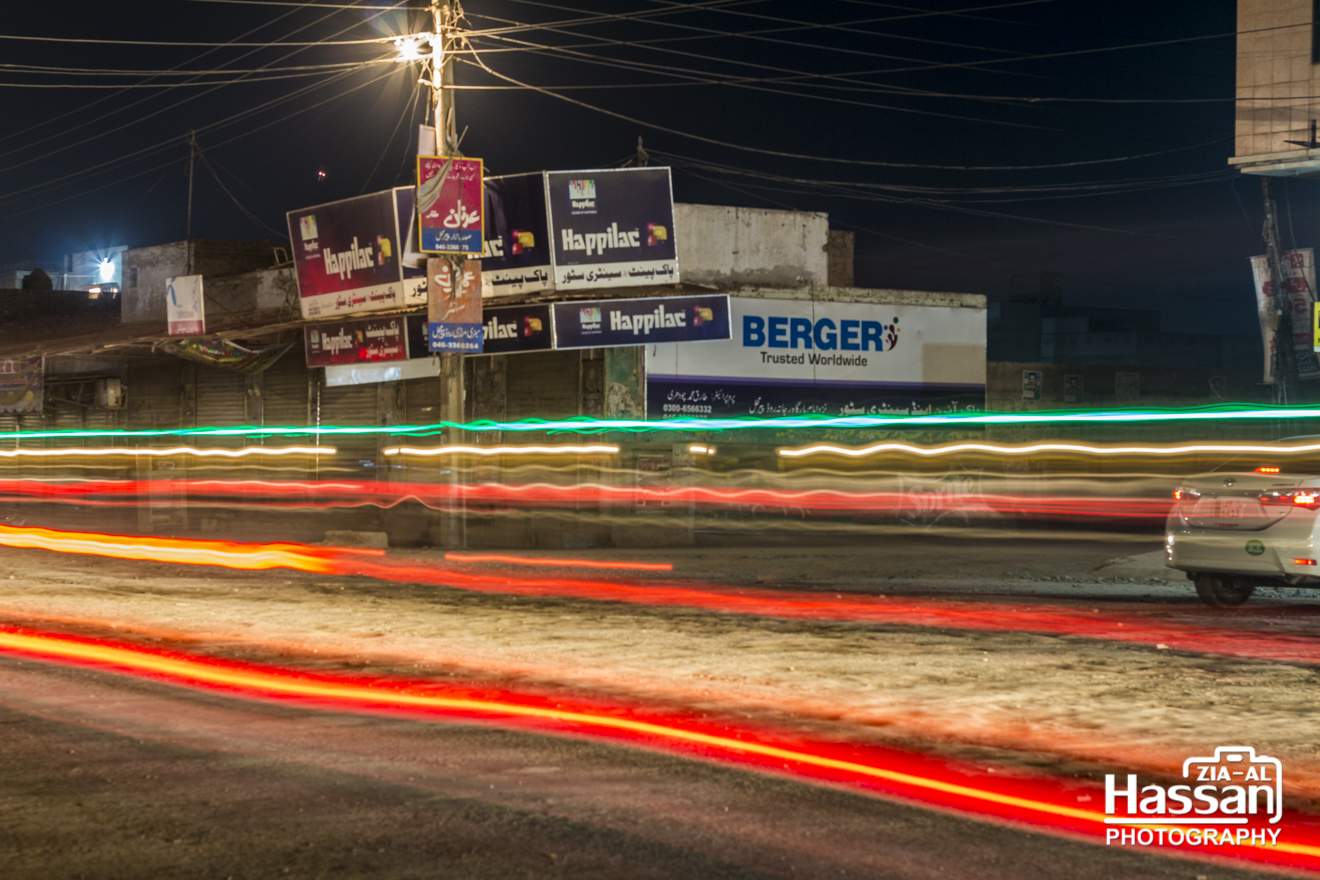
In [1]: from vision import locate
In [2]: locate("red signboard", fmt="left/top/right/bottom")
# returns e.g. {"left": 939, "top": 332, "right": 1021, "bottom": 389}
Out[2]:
{"left": 287, "top": 189, "right": 410, "bottom": 320}
{"left": 417, "top": 156, "right": 484, "bottom": 255}
{"left": 303, "top": 316, "right": 409, "bottom": 368}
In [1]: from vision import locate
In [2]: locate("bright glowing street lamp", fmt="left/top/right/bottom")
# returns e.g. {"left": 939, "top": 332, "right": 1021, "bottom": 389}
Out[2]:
{"left": 392, "top": 33, "right": 432, "bottom": 63}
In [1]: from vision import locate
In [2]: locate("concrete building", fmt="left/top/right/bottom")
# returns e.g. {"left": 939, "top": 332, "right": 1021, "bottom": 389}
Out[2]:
{"left": 0, "top": 200, "right": 985, "bottom": 548}
{"left": 1231, "top": 0, "right": 1320, "bottom": 177}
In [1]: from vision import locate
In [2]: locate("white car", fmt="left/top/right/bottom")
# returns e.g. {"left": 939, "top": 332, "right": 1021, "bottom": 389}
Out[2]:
{"left": 1166, "top": 464, "right": 1320, "bottom": 606}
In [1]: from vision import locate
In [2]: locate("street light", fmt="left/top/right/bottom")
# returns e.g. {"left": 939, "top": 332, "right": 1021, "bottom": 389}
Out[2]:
{"left": 392, "top": 33, "right": 432, "bottom": 63}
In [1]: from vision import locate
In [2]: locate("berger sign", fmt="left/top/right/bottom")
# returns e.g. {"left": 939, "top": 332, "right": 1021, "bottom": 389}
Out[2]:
{"left": 552, "top": 294, "right": 730, "bottom": 350}
{"left": 646, "top": 296, "right": 986, "bottom": 418}
{"left": 545, "top": 167, "right": 679, "bottom": 291}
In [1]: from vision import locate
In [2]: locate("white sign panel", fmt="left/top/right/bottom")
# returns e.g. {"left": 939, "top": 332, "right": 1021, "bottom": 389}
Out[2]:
{"left": 166, "top": 274, "right": 206, "bottom": 336}
{"left": 645, "top": 296, "right": 986, "bottom": 418}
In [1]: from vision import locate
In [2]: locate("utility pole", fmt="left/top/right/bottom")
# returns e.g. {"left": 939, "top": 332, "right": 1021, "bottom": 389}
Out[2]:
{"left": 1261, "top": 178, "right": 1293, "bottom": 405}
{"left": 185, "top": 130, "right": 198, "bottom": 274}
{"left": 428, "top": 1, "right": 466, "bottom": 546}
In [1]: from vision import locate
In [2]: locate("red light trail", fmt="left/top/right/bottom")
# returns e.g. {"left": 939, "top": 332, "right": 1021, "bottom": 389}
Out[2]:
{"left": 2, "top": 522, "right": 1320, "bottom": 667}
{"left": 0, "top": 477, "right": 1174, "bottom": 521}
{"left": 0, "top": 624, "right": 1315, "bottom": 873}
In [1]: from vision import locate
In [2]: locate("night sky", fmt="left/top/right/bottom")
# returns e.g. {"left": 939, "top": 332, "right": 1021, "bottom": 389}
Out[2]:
{"left": 0, "top": 0, "right": 1286, "bottom": 337}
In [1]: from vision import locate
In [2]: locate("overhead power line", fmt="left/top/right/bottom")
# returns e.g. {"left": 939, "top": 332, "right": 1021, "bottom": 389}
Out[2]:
{"left": 461, "top": 51, "right": 1232, "bottom": 172}
{"left": 186, "top": 0, "right": 426, "bottom": 7}
{"left": 0, "top": 69, "right": 375, "bottom": 89}
{"left": 0, "top": 32, "right": 396, "bottom": 48}
{"left": 200, "top": 150, "right": 288, "bottom": 238}
{"left": 499, "top": 0, "right": 1037, "bottom": 71}
{"left": 1, "top": 66, "right": 398, "bottom": 217}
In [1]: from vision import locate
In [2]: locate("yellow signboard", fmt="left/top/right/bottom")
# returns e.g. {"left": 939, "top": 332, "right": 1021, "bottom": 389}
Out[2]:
{"left": 1314, "top": 301, "right": 1320, "bottom": 352}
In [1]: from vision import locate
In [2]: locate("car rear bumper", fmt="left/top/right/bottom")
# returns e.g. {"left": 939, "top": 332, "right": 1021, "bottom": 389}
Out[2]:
{"left": 1166, "top": 511, "right": 1320, "bottom": 580}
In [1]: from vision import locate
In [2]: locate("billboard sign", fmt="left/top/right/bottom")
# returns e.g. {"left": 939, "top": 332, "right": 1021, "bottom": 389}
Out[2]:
{"left": 426, "top": 257, "right": 484, "bottom": 354}
{"left": 417, "top": 156, "right": 484, "bottom": 254}
{"left": 0, "top": 356, "right": 42, "bottom": 413}
{"left": 426, "top": 321, "right": 484, "bottom": 353}
{"left": 1282, "top": 249, "right": 1318, "bottom": 379}
{"left": 645, "top": 296, "right": 986, "bottom": 419}
{"left": 553, "top": 294, "right": 729, "bottom": 351}
{"left": 303, "top": 315, "right": 410, "bottom": 368}
{"left": 407, "top": 306, "right": 552, "bottom": 357}
{"left": 545, "top": 167, "right": 679, "bottom": 291}
{"left": 393, "top": 185, "right": 428, "bottom": 306}
{"left": 481, "top": 303, "right": 554, "bottom": 355}
{"left": 288, "top": 189, "right": 409, "bottom": 320}
{"left": 1250, "top": 255, "right": 1279, "bottom": 385}
{"left": 427, "top": 258, "right": 482, "bottom": 324}
{"left": 479, "top": 172, "right": 553, "bottom": 297}
{"left": 166, "top": 274, "right": 205, "bottom": 336}
{"left": 1249, "top": 248, "right": 1319, "bottom": 383}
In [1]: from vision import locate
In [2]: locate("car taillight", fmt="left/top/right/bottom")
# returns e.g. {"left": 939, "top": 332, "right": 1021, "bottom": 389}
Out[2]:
{"left": 1259, "top": 489, "right": 1320, "bottom": 509}
{"left": 1256, "top": 465, "right": 1282, "bottom": 475}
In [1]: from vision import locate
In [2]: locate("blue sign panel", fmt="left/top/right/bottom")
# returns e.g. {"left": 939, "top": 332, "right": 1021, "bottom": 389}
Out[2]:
{"left": 645, "top": 377, "right": 985, "bottom": 420}
{"left": 427, "top": 322, "right": 485, "bottom": 353}
{"left": 552, "top": 294, "right": 730, "bottom": 351}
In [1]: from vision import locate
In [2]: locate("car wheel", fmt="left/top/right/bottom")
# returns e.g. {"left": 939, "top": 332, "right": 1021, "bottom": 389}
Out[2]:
{"left": 1193, "top": 574, "right": 1255, "bottom": 607}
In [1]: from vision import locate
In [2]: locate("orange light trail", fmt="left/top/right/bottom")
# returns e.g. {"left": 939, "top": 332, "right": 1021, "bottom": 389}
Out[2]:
{"left": 0, "top": 625, "right": 1315, "bottom": 873}
{"left": 0, "top": 524, "right": 339, "bottom": 573}
{"left": 444, "top": 552, "right": 674, "bottom": 572}
{"left": 3, "top": 523, "right": 1320, "bottom": 667}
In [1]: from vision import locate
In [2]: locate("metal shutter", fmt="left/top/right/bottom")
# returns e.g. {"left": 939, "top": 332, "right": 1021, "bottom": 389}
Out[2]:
{"left": 126, "top": 359, "right": 184, "bottom": 430}
{"left": 261, "top": 350, "right": 312, "bottom": 428}
{"left": 505, "top": 351, "right": 581, "bottom": 420}
{"left": 194, "top": 365, "right": 249, "bottom": 427}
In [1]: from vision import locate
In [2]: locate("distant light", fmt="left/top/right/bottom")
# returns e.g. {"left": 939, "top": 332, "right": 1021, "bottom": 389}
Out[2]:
{"left": 688, "top": 443, "right": 717, "bottom": 457}
{"left": 97, "top": 257, "right": 114, "bottom": 282}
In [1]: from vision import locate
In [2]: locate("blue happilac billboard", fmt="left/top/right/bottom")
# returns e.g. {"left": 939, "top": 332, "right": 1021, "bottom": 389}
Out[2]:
{"left": 545, "top": 167, "right": 679, "bottom": 291}
{"left": 552, "top": 294, "right": 730, "bottom": 350}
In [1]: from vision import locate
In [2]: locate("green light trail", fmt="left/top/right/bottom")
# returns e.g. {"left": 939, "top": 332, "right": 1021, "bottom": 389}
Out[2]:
{"left": 0, "top": 403, "right": 1316, "bottom": 441}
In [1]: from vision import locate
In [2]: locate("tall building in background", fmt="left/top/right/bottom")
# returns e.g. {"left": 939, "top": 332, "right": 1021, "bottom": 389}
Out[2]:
{"left": 1231, "top": 0, "right": 1320, "bottom": 177}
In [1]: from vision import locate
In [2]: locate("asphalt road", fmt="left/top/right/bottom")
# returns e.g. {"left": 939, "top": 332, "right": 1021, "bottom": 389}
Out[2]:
{"left": 0, "top": 532, "right": 1315, "bottom": 878}
{"left": 0, "top": 655, "right": 1271, "bottom": 880}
